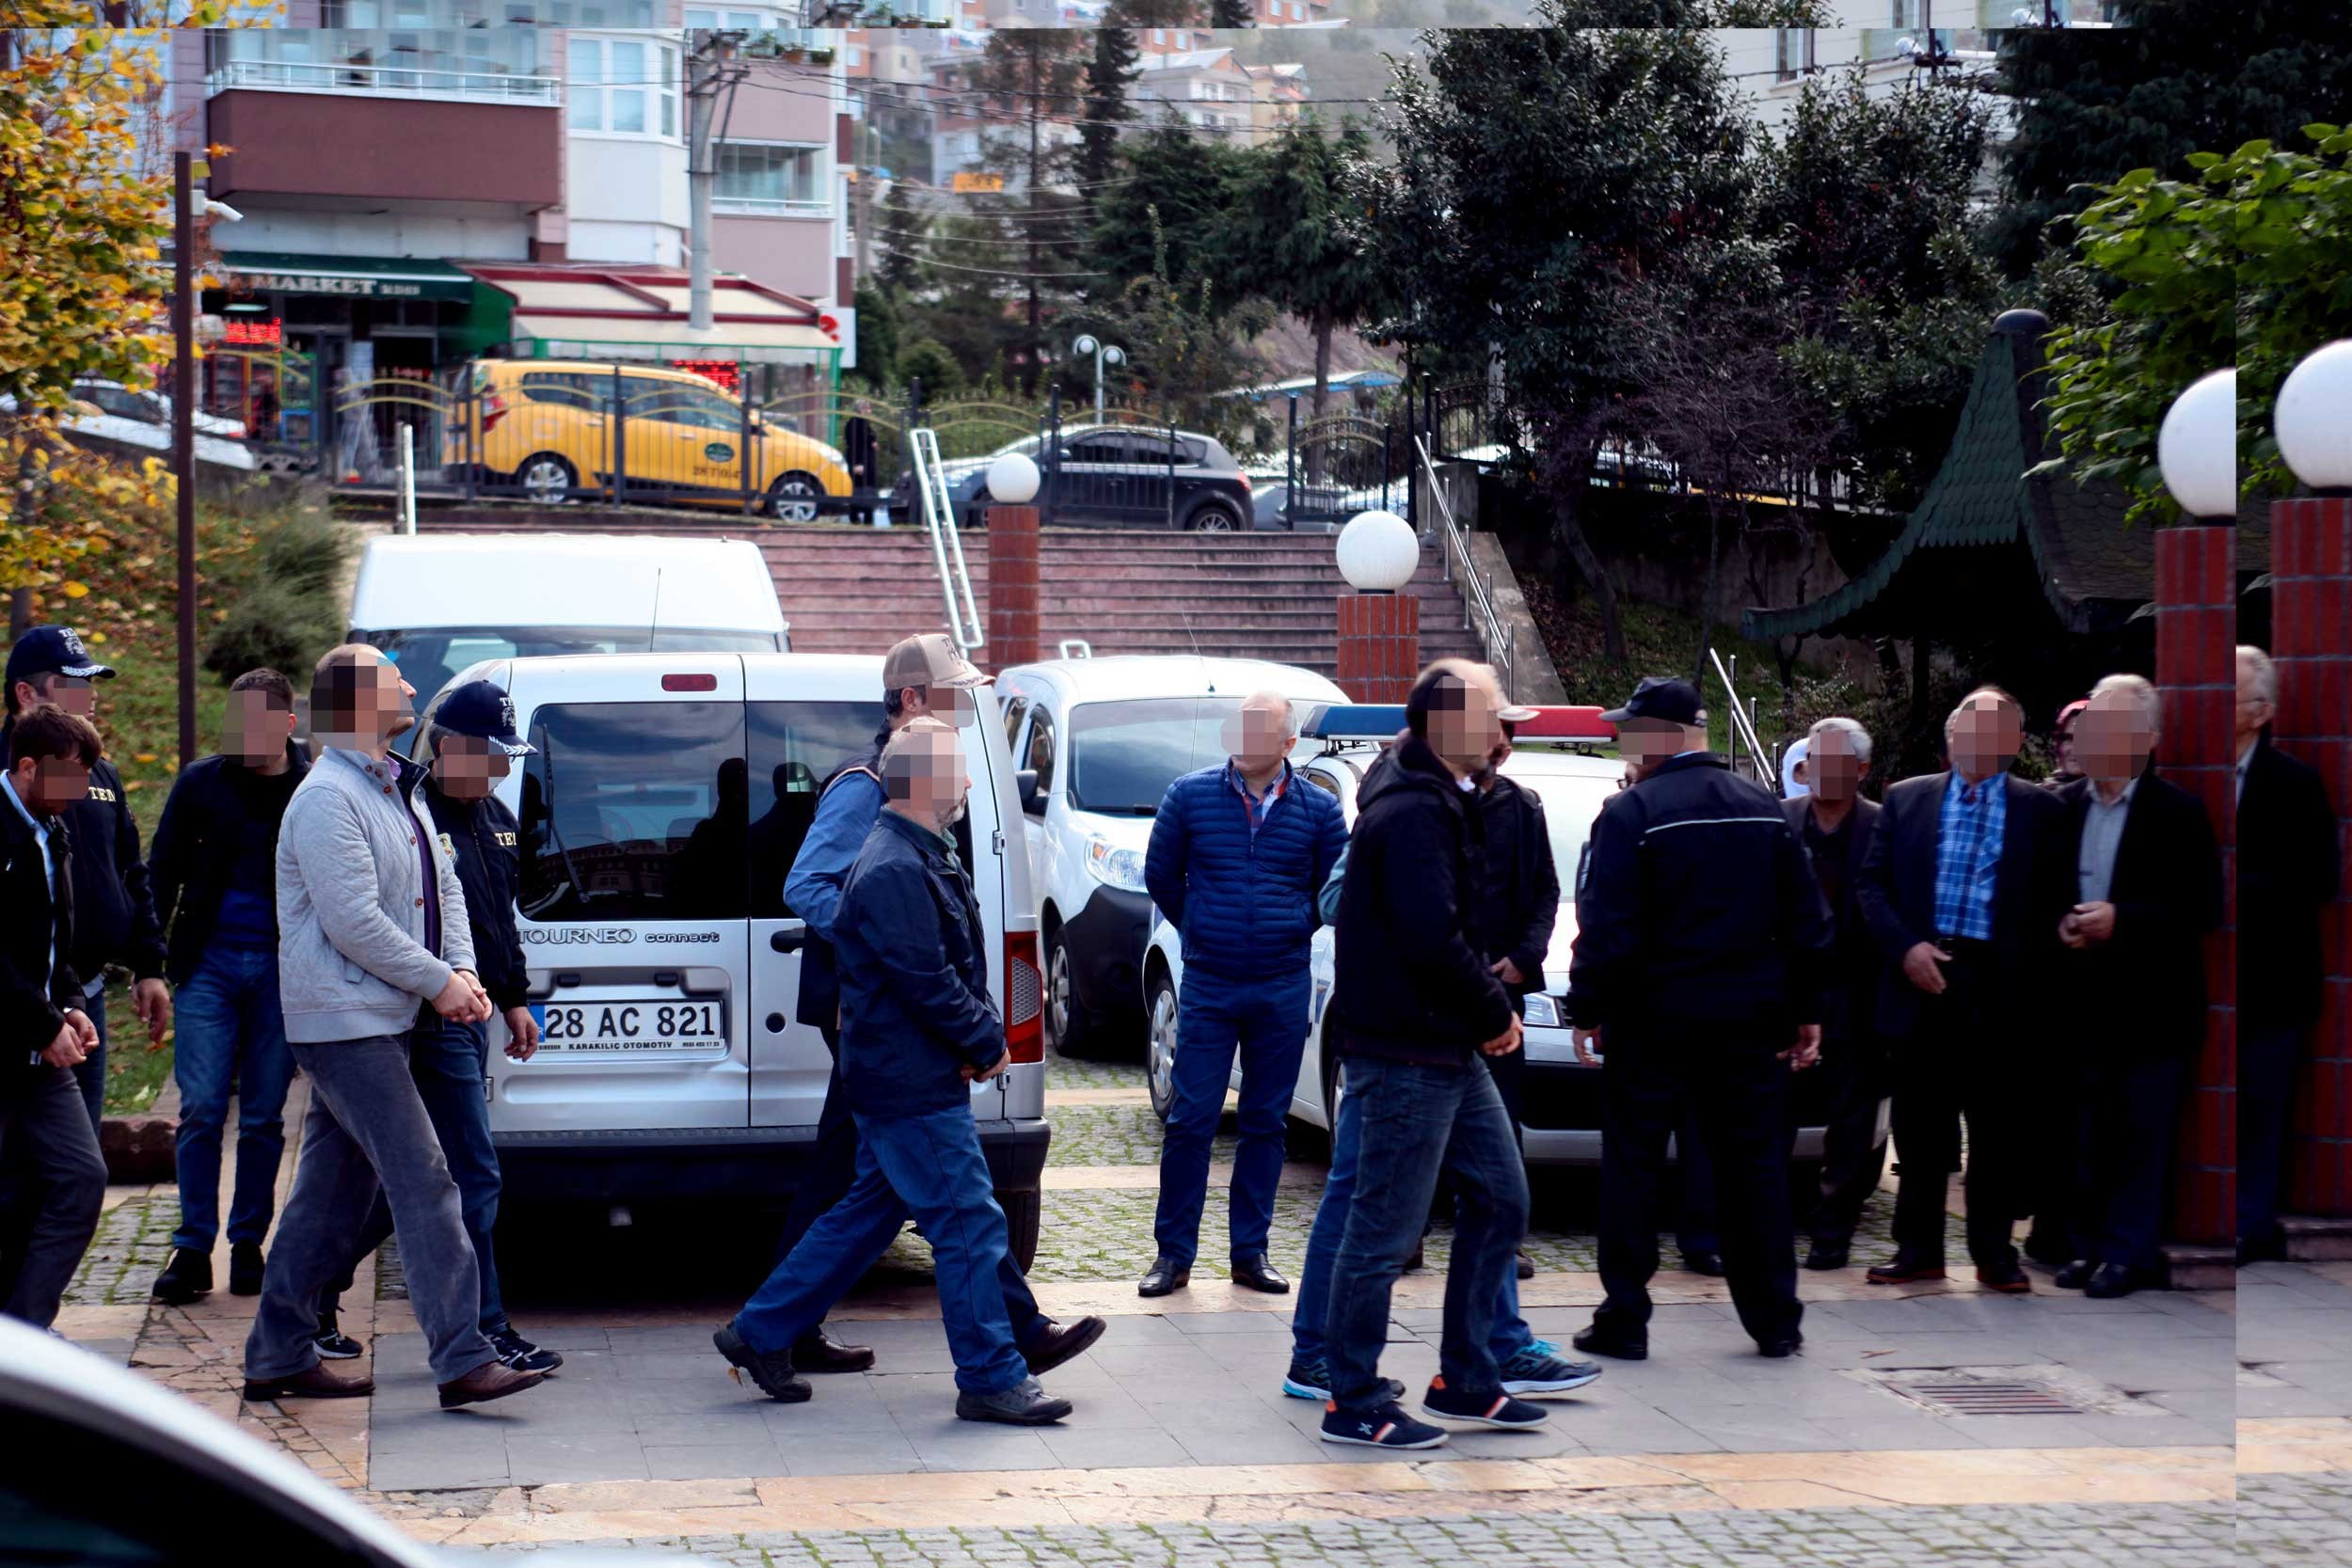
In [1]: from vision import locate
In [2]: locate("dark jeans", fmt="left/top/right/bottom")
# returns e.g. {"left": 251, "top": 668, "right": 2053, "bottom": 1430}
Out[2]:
{"left": 0, "top": 1065, "right": 106, "bottom": 1329}
{"left": 1888, "top": 949, "right": 2021, "bottom": 1268}
{"left": 1324, "top": 1054, "right": 1528, "bottom": 1409}
{"left": 70, "top": 984, "right": 107, "bottom": 1137}
{"left": 1804, "top": 1028, "right": 1889, "bottom": 1246}
{"left": 2071, "top": 1053, "right": 2186, "bottom": 1275}
{"left": 736, "top": 1102, "right": 1029, "bottom": 1395}
{"left": 1153, "top": 971, "right": 1310, "bottom": 1268}
{"left": 169, "top": 947, "right": 295, "bottom": 1253}
{"left": 772, "top": 1027, "right": 1047, "bottom": 1349}
{"left": 1673, "top": 1103, "right": 1720, "bottom": 1257}
{"left": 0, "top": 995, "right": 110, "bottom": 1295}
{"left": 2240, "top": 1022, "right": 2311, "bottom": 1246}
{"left": 1594, "top": 1033, "right": 1801, "bottom": 1346}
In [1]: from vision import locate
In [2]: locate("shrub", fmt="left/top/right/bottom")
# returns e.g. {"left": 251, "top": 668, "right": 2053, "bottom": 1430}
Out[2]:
{"left": 201, "top": 498, "right": 351, "bottom": 684}
{"left": 897, "top": 339, "right": 963, "bottom": 398}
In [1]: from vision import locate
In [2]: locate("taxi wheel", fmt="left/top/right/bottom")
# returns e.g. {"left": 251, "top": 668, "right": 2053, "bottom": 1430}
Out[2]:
{"left": 514, "top": 452, "right": 577, "bottom": 504}
{"left": 1145, "top": 972, "right": 1181, "bottom": 1124}
{"left": 1044, "top": 927, "right": 1106, "bottom": 1060}
{"left": 766, "top": 471, "right": 824, "bottom": 523}
{"left": 996, "top": 1186, "right": 1041, "bottom": 1273}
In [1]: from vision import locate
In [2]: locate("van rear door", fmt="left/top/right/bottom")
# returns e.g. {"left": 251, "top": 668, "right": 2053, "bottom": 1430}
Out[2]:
{"left": 493, "top": 654, "right": 752, "bottom": 1133}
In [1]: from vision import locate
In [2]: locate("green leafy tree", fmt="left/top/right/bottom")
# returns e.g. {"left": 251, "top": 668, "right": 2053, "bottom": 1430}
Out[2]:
{"left": 1091, "top": 207, "right": 1274, "bottom": 436}
{"left": 1541, "top": 0, "right": 1829, "bottom": 20}
{"left": 966, "top": 29, "right": 1093, "bottom": 391}
{"left": 1208, "top": 0, "right": 1254, "bottom": 24}
{"left": 2037, "top": 129, "right": 2352, "bottom": 523}
{"left": 1089, "top": 125, "right": 1251, "bottom": 304}
{"left": 1224, "top": 117, "right": 1391, "bottom": 418}
{"left": 898, "top": 338, "right": 966, "bottom": 399}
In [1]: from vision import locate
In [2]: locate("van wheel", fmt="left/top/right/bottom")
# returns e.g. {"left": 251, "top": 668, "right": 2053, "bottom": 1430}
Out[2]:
{"left": 1145, "top": 971, "right": 1180, "bottom": 1124}
{"left": 1044, "top": 927, "right": 1106, "bottom": 1060}
{"left": 515, "top": 452, "right": 577, "bottom": 504}
{"left": 767, "top": 471, "right": 823, "bottom": 523}
{"left": 996, "top": 1186, "right": 1041, "bottom": 1273}
{"left": 1182, "top": 499, "right": 1242, "bottom": 532}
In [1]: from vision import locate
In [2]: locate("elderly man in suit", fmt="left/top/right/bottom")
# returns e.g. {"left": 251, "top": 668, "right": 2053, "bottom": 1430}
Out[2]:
{"left": 1856, "top": 687, "right": 2075, "bottom": 1292}
{"left": 2046, "top": 674, "right": 2222, "bottom": 1297}
{"left": 1785, "top": 717, "right": 1886, "bottom": 1273}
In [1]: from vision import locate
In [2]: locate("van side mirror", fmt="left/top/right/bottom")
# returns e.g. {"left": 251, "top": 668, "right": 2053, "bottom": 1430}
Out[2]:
{"left": 1018, "top": 769, "right": 1042, "bottom": 815}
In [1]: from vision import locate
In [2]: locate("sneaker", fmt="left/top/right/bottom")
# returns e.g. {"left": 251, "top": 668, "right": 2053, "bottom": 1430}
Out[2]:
{"left": 1280, "top": 1356, "right": 1406, "bottom": 1403}
{"left": 1321, "top": 1399, "right": 1449, "bottom": 1449}
{"left": 311, "top": 1311, "right": 364, "bottom": 1361}
{"left": 955, "top": 1376, "right": 1073, "bottom": 1426}
{"left": 1422, "top": 1378, "right": 1550, "bottom": 1429}
{"left": 712, "top": 1321, "right": 811, "bottom": 1403}
{"left": 490, "top": 1327, "right": 564, "bottom": 1374}
{"left": 1499, "top": 1343, "right": 1605, "bottom": 1395}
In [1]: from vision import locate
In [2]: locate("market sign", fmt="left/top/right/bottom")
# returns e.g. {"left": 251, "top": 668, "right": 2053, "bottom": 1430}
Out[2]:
{"left": 218, "top": 252, "right": 478, "bottom": 304}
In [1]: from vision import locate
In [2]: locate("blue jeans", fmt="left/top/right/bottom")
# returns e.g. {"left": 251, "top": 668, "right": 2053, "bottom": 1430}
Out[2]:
{"left": 170, "top": 948, "right": 295, "bottom": 1252}
{"left": 736, "top": 1102, "right": 1028, "bottom": 1396}
{"left": 69, "top": 983, "right": 107, "bottom": 1137}
{"left": 1324, "top": 1055, "right": 1529, "bottom": 1408}
{"left": 1152, "top": 971, "right": 1310, "bottom": 1268}
{"left": 1295, "top": 1060, "right": 1532, "bottom": 1370}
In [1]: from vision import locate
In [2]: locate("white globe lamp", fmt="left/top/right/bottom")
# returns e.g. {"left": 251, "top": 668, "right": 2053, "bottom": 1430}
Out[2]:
{"left": 986, "top": 451, "right": 1041, "bottom": 507}
{"left": 2155, "top": 367, "right": 2238, "bottom": 521}
{"left": 1336, "top": 509, "right": 1418, "bottom": 594}
{"left": 2278, "top": 341, "right": 2352, "bottom": 493}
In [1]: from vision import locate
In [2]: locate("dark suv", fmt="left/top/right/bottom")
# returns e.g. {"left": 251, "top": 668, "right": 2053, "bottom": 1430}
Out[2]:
{"left": 914, "top": 425, "right": 1256, "bottom": 531}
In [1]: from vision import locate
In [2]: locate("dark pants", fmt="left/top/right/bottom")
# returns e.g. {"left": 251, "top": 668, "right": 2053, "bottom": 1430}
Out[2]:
{"left": 1888, "top": 949, "right": 2022, "bottom": 1268}
{"left": 1324, "top": 1055, "right": 1528, "bottom": 1409}
{"left": 1153, "top": 971, "right": 1310, "bottom": 1268}
{"left": 170, "top": 948, "right": 295, "bottom": 1253}
{"left": 69, "top": 985, "right": 107, "bottom": 1136}
{"left": 774, "top": 1026, "right": 1048, "bottom": 1350}
{"left": 2240, "top": 1022, "right": 2311, "bottom": 1246}
{"left": 1673, "top": 1104, "right": 1720, "bottom": 1257}
{"left": 2072, "top": 1053, "right": 2186, "bottom": 1275}
{"left": 0, "top": 996, "right": 111, "bottom": 1305}
{"left": 0, "top": 1066, "right": 106, "bottom": 1329}
{"left": 1594, "top": 1033, "right": 1801, "bottom": 1347}
{"left": 1804, "top": 1028, "right": 1889, "bottom": 1246}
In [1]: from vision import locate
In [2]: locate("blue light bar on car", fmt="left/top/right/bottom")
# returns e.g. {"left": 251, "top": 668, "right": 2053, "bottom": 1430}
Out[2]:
{"left": 1299, "top": 704, "right": 1407, "bottom": 740}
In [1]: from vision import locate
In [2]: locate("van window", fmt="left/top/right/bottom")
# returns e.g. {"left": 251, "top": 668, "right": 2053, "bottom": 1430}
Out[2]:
{"left": 746, "top": 700, "right": 882, "bottom": 918}
{"left": 516, "top": 701, "right": 748, "bottom": 921}
{"left": 1025, "top": 705, "right": 1057, "bottom": 800}
{"left": 999, "top": 692, "right": 1029, "bottom": 751}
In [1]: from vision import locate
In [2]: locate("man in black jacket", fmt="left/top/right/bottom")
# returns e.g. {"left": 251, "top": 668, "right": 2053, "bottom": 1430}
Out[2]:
{"left": 2049, "top": 675, "right": 2223, "bottom": 1297}
{"left": 1318, "top": 661, "right": 1547, "bottom": 1452}
{"left": 0, "top": 705, "right": 108, "bottom": 1328}
{"left": 2236, "top": 645, "right": 2343, "bottom": 1261}
{"left": 1856, "top": 687, "right": 2075, "bottom": 1291}
{"left": 148, "top": 670, "right": 309, "bottom": 1306}
{"left": 1568, "top": 677, "right": 1829, "bottom": 1362}
{"left": 1785, "top": 717, "right": 1886, "bottom": 1272}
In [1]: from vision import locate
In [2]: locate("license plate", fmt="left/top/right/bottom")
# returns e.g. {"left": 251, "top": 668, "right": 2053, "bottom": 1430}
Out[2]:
{"left": 529, "top": 999, "right": 726, "bottom": 1054}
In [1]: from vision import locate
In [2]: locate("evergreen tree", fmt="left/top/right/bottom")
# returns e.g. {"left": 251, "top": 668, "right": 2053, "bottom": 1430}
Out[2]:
{"left": 1089, "top": 125, "right": 1252, "bottom": 306}
{"left": 1224, "top": 117, "right": 1391, "bottom": 417}
{"left": 1076, "top": 24, "right": 1141, "bottom": 198}
{"left": 1209, "top": 0, "right": 1254, "bottom": 25}
{"left": 874, "top": 178, "right": 930, "bottom": 298}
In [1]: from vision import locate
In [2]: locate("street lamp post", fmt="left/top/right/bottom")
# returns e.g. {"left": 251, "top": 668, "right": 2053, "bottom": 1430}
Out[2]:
{"left": 1070, "top": 334, "right": 1124, "bottom": 426}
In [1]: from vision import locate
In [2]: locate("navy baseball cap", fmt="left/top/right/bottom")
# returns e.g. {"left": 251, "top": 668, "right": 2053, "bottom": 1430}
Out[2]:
{"left": 7, "top": 626, "right": 116, "bottom": 689}
{"left": 1600, "top": 676, "right": 1705, "bottom": 728}
{"left": 434, "top": 679, "right": 535, "bottom": 755}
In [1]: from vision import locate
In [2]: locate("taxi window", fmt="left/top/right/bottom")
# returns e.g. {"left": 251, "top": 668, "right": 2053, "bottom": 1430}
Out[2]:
{"left": 517, "top": 701, "right": 747, "bottom": 921}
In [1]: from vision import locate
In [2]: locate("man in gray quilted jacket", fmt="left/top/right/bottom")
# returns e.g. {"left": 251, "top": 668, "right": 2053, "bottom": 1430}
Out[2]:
{"left": 241, "top": 645, "right": 547, "bottom": 1412}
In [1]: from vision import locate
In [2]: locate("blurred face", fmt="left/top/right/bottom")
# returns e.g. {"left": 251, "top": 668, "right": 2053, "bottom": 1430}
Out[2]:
{"left": 1426, "top": 674, "right": 1502, "bottom": 776}
{"left": 2076, "top": 689, "right": 2155, "bottom": 784}
{"left": 1223, "top": 692, "right": 1295, "bottom": 776}
{"left": 1474, "top": 729, "right": 1515, "bottom": 787}
{"left": 1808, "top": 727, "right": 1866, "bottom": 805}
{"left": 17, "top": 674, "right": 94, "bottom": 721}
{"left": 11, "top": 754, "right": 91, "bottom": 816}
{"left": 319, "top": 653, "right": 415, "bottom": 749}
{"left": 1947, "top": 693, "right": 2022, "bottom": 780}
{"left": 433, "top": 732, "right": 511, "bottom": 801}
{"left": 1618, "top": 718, "right": 1692, "bottom": 777}
{"left": 896, "top": 683, "right": 974, "bottom": 727}
{"left": 225, "top": 690, "right": 294, "bottom": 768}
{"left": 2236, "top": 655, "right": 2274, "bottom": 744}
{"left": 891, "top": 725, "right": 972, "bottom": 830}
{"left": 2056, "top": 718, "right": 2081, "bottom": 774}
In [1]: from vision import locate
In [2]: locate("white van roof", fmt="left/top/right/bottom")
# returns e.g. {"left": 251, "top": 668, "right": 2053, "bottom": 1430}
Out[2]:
{"left": 1001, "top": 655, "right": 1351, "bottom": 705}
{"left": 350, "top": 533, "right": 785, "bottom": 636}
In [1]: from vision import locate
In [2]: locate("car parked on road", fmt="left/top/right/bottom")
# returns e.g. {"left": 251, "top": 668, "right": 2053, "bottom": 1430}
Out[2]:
{"left": 993, "top": 656, "right": 1351, "bottom": 1060}
{"left": 906, "top": 424, "right": 1255, "bottom": 532}
{"left": 1, "top": 378, "right": 259, "bottom": 471}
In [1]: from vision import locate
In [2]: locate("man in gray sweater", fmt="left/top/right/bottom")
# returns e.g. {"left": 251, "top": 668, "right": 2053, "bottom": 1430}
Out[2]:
{"left": 241, "top": 645, "right": 547, "bottom": 1411}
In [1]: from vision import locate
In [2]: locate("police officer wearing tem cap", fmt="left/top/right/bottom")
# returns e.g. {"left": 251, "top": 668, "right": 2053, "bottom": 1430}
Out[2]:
{"left": 1565, "top": 677, "right": 1831, "bottom": 1363}
{"left": 317, "top": 681, "right": 563, "bottom": 1375}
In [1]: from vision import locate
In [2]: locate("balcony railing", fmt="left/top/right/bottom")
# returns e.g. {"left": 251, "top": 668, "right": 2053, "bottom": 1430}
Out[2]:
{"left": 713, "top": 194, "right": 833, "bottom": 217}
{"left": 206, "top": 57, "right": 562, "bottom": 105}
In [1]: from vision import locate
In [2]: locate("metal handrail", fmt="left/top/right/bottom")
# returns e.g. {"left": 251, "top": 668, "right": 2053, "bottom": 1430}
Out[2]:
{"left": 205, "top": 58, "right": 562, "bottom": 104}
{"left": 1708, "top": 645, "right": 1772, "bottom": 784}
{"left": 910, "top": 426, "right": 984, "bottom": 652}
{"left": 1413, "top": 434, "right": 1516, "bottom": 703}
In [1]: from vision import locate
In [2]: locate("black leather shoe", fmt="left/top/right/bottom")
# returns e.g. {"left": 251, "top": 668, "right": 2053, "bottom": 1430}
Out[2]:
{"left": 230, "top": 1243, "right": 266, "bottom": 1297}
{"left": 152, "top": 1247, "right": 213, "bottom": 1305}
{"left": 1572, "top": 1325, "right": 1648, "bottom": 1361}
{"left": 713, "top": 1323, "right": 811, "bottom": 1403}
{"left": 1804, "top": 1241, "right": 1851, "bottom": 1272}
{"left": 1867, "top": 1253, "right": 1947, "bottom": 1284}
{"left": 1023, "top": 1315, "right": 1107, "bottom": 1375}
{"left": 1231, "top": 1254, "right": 1291, "bottom": 1294}
{"left": 1516, "top": 1253, "right": 1536, "bottom": 1281}
{"left": 1975, "top": 1262, "right": 2032, "bottom": 1294}
{"left": 792, "top": 1324, "right": 877, "bottom": 1373}
{"left": 1681, "top": 1250, "right": 1724, "bottom": 1277}
{"left": 2084, "top": 1262, "right": 2139, "bottom": 1299}
{"left": 1138, "top": 1257, "right": 1191, "bottom": 1297}
{"left": 1756, "top": 1335, "right": 1804, "bottom": 1359}
{"left": 2022, "top": 1232, "right": 2074, "bottom": 1268}
{"left": 2053, "top": 1259, "right": 2098, "bottom": 1291}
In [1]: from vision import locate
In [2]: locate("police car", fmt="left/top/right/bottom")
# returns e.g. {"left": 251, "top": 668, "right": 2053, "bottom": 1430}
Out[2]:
{"left": 1139, "top": 705, "right": 1879, "bottom": 1167}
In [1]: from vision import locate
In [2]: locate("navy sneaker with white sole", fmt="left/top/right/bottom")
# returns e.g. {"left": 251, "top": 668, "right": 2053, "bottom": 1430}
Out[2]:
{"left": 1280, "top": 1356, "right": 1406, "bottom": 1403}
{"left": 1422, "top": 1379, "right": 1550, "bottom": 1429}
{"left": 1320, "top": 1399, "right": 1449, "bottom": 1449}
{"left": 1499, "top": 1340, "right": 1605, "bottom": 1396}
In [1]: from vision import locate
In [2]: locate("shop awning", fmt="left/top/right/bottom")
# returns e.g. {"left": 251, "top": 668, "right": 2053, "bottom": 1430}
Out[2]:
{"left": 465, "top": 263, "right": 842, "bottom": 363}
{"left": 217, "top": 252, "right": 478, "bottom": 303}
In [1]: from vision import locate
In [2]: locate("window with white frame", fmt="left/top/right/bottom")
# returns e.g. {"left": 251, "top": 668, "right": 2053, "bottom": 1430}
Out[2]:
{"left": 715, "top": 140, "right": 828, "bottom": 214}
{"left": 684, "top": 7, "right": 817, "bottom": 50}
{"left": 212, "top": 22, "right": 551, "bottom": 101}
{"left": 568, "top": 34, "right": 679, "bottom": 137}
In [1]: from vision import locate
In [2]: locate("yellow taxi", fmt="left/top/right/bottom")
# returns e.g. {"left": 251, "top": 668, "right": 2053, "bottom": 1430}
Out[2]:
{"left": 446, "top": 359, "right": 853, "bottom": 520}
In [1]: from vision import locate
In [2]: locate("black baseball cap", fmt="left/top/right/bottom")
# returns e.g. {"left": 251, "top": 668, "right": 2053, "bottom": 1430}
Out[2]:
{"left": 1600, "top": 675, "right": 1705, "bottom": 728}
{"left": 7, "top": 626, "right": 116, "bottom": 689}
{"left": 433, "top": 679, "right": 535, "bottom": 756}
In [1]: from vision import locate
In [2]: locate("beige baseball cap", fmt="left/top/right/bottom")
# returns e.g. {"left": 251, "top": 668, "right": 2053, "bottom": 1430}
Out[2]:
{"left": 882, "top": 632, "right": 986, "bottom": 694}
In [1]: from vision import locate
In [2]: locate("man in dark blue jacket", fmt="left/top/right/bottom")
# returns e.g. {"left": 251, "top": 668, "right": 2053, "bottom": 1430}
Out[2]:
{"left": 1139, "top": 690, "right": 1348, "bottom": 1298}
{"left": 717, "top": 719, "right": 1074, "bottom": 1427}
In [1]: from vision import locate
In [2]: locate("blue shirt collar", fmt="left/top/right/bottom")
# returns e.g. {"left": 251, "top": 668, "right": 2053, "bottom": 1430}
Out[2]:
{"left": 0, "top": 773, "right": 44, "bottom": 836}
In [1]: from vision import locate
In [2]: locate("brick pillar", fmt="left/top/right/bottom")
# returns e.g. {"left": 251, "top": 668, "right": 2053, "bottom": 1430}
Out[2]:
{"left": 2271, "top": 497, "right": 2352, "bottom": 1214}
{"left": 1335, "top": 592, "right": 1420, "bottom": 702}
{"left": 2154, "top": 525, "right": 2236, "bottom": 1248}
{"left": 986, "top": 503, "right": 1040, "bottom": 673}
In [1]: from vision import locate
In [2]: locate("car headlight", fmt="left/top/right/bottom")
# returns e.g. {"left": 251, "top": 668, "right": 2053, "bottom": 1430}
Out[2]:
{"left": 1521, "top": 993, "right": 1561, "bottom": 1028}
{"left": 1085, "top": 835, "right": 1148, "bottom": 893}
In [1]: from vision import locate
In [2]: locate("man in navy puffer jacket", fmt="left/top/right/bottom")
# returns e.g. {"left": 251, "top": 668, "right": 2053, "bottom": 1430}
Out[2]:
{"left": 1139, "top": 692, "right": 1347, "bottom": 1297}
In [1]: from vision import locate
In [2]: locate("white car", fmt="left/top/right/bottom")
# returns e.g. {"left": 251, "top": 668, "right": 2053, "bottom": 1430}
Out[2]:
{"left": 0, "top": 1316, "right": 683, "bottom": 1568}
{"left": 1140, "top": 705, "right": 1887, "bottom": 1167}
{"left": 993, "top": 656, "right": 1351, "bottom": 1058}
{"left": 1, "top": 379, "right": 257, "bottom": 470}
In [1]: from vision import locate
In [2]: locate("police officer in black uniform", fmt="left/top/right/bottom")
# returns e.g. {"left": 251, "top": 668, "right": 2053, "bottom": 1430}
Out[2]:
{"left": 1565, "top": 677, "right": 1831, "bottom": 1363}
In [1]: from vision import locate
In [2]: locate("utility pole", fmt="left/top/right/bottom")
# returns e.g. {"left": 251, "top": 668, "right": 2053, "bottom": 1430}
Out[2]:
{"left": 173, "top": 150, "right": 197, "bottom": 774}
{"left": 687, "top": 29, "right": 749, "bottom": 333}
{"left": 1026, "top": 47, "right": 1041, "bottom": 398}
{"left": 851, "top": 87, "right": 875, "bottom": 283}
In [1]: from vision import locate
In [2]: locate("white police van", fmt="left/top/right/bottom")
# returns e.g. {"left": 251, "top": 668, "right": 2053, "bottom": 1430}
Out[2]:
{"left": 422, "top": 651, "right": 1051, "bottom": 1264}
{"left": 993, "top": 656, "right": 1351, "bottom": 1059}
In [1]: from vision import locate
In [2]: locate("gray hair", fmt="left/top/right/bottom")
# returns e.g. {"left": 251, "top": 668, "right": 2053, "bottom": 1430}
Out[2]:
{"left": 2239, "top": 644, "right": 2278, "bottom": 706}
{"left": 1244, "top": 690, "right": 1298, "bottom": 738}
{"left": 1806, "top": 715, "right": 1873, "bottom": 766}
{"left": 2090, "top": 672, "right": 2163, "bottom": 736}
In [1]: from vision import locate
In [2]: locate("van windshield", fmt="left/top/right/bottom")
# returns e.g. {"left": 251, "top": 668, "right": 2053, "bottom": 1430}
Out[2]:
{"left": 1067, "top": 696, "right": 1246, "bottom": 815}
